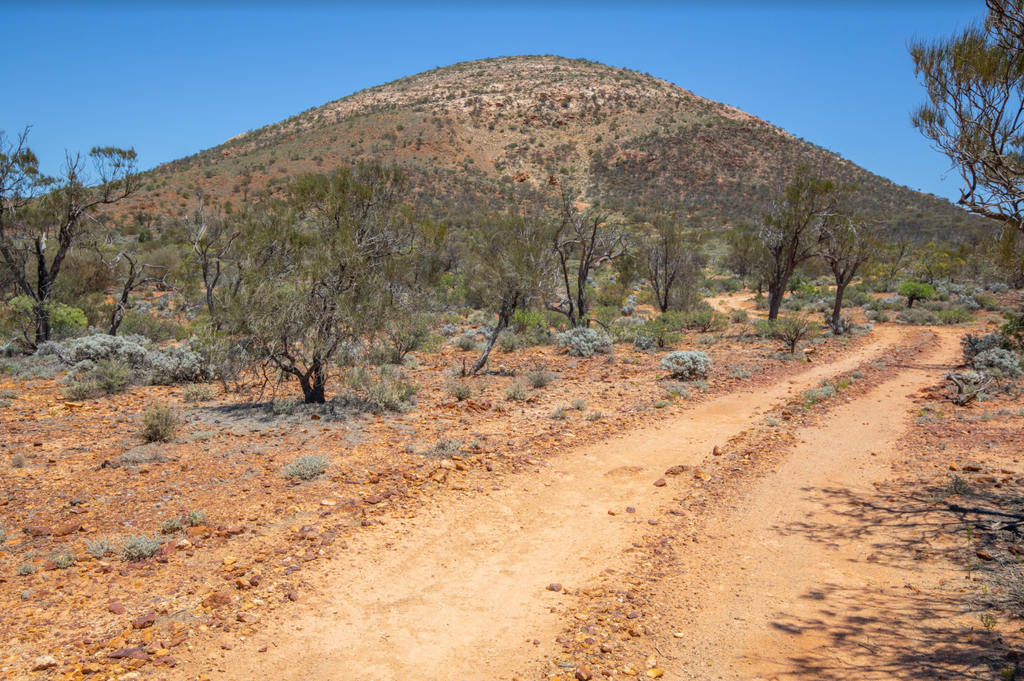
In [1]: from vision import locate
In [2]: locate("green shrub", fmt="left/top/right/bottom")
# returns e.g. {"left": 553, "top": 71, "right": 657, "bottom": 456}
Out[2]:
{"left": 118, "top": 312, "right": 183, "bottom": 342}
{"left": 661, "top": 351, "right": 712, "bottom": 379}
{"left": 729, "top": 308, "right": 749, "bottom": 324}
{"left": 92, "top": 359, "right": 133, "bottom": 394}
{"left": 526, "top": 370, "right": 556, "bottom": 388}
{"left": 430, "top": 438, "right": 462, "bottom": 458}
{"left": 453, "top": 336, "right": 478, "bottom": 352}
{"left": 182, "top": 384, "right": 215, "bottom": 402}
{"left": 506, "top": 381, "right": 528, "bottom": 401}
{"left": 938, "top": 307, "right": 973, "bottom": 325}
{"left": 85, "top": 537, "right": 115, "bottom": 558}
{"left": 446, "top": 381, "right": 472, "bottom": 401}
{"left": 140, "top": 402, "right": 178, "bottom": 442}
{"left": 897, "top": 281, "right": 935, "bottom": 307}
{"left": 272, "top": 398, "right": 296, "bottom": 415}
{"left": 550, "top": 405, "right": 568, "bottom": 419}
{"left": 897, "top": 308, "right": 940, "bottom": 325}
{"left": 556, "top": 328, "right": 612, "bottom": 357}
{"left": 571, "top": 398, "right": 586, "bottom": 410}
{"left": 281, "top": 454, "right": 329, "bottom": 480}
{"left": 585, "top": 410, "right": 603, "bottom": 421}
{"left": 17, "top": 563, "right": 36, "bottom": 576}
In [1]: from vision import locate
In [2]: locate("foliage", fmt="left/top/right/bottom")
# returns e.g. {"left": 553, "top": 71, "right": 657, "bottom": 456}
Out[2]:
{"left": 660, "top": 350, "right": 712, "bottom": 379}
{"left": 149, "top": 344, "right": 209, "bottom": 384}
{"left": 961, "top": 332, "right": 1002, "bottom": 363}
{"left": 505, "top": 381, "right": 528, "bottom": 401}
{"left": 182, "top": 383, "right": 215, "bottom": 402}
{"left": 898, "top": 281, "right": 935, "bottom": 307}
{"left": 526, "top": 369, "right": 557, "bottom": 388}
{"left": 973, "top": 348, "right": 1023, "bottom": 380}
{"left": 762, "top": 315, "right": 821, "bottom": 353}
{"left": 120, "top": 534, "right": 162, "bottom": 562}
{"left": 897, "top": 307, "right": 940, "bottom": 325}
{"left": 637, "top": 214, "right": 706, "bottom": 312}
{"left": 281, "top": 454, "right": 329, "bottom": 480}
{"left": 556, "top": 327, "right": 612, "bottom": 357}
{"left": 140, "top": 402, "right": 178, "bottom": 442}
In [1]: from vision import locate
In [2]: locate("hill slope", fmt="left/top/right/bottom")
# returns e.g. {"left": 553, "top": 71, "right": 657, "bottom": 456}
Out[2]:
{"left": 136, "top": 55, "right": 988, "bottom": 238}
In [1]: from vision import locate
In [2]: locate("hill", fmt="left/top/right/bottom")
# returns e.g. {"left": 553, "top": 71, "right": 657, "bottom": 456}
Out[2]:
{"left": 133, "top": 55, "right": 990, "bottom": 239}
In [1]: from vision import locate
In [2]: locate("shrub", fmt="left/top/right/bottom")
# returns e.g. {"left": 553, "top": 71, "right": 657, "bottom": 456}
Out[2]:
{"left": 365, "top": 343, "right": 404, "bottom": 366}
{"left": 826, "top": 313, "right": 853, "bottom": 336}
{"left": 343, "top": 365, "right": 418, "bottom": 412}
{"left": 91, "top": 359, "right": 133, "bottom": 394}
{"left": 803, "top": 382, "right": 836, "bottom": 405}
{"left": 497, "top": 332, "right": 522, "bottom": 353}
{"left": 85, "top": 537, "right": 115, "bottom": 558}
{"left": 973, "top": 348, "right": 1023, "bottom": 380}
{"left": 506, "top": 381, "right": 528, "bottom": 401}
{"left": 161, "top": 517, "right": 182, "bottom": 534}
{"left": 140, "top": 402, "right": 178, "bottom": 442}
{"left": 120, "top": 534, "right": 162, "bottom": 562}
{"left": 729, "top": 308, "right": 749, "bottom": 324}
{"left": 272, "top": 398, "right": 296, "bottom": 415}
{"left": 148, "top": 345, "right": 209, "bottom": 384}
{"left": 182, "top": 383, "right": 215, "bottom": 402}
{"left": 761, "top": 316, "right": 820, "bottom": 353}
{"left": 453, "top": 336, "right": 478, "bottom": 352}
{"left": 17, "top": 563, "right": 35, "bottom": 576}
{"left": 0, "top": 388, "right": 17, "bottom": 399}
{"left": 661, "top": 351, "right": 712, "bottom": 379}
{"left": 64, "top": 334, "right": 150, "bottom": 367}
{"left": 632, "top": 332, "right": 657, "bottom": 351}
{"left": 446, "top": 381, "right": 472, "bottom": 401}
{"left": 550, "top": 405, "right": 568, "bottom": 419}
{"left": 118, "top": 312, "right": 182, "bottom": 342}
{"left": 897, "top": 281, "right": 935, "bottom": 307}
{"left": 281, "top": 454, "right": 329, "bottom": 480}
{"left": 897, "top": 308, "right": 940, "bottom": 325}
{"left": 430, "top": 438, "right": 462, "bottom": 458}
{"left": 938, "top": 307, "right": 973, "bottom": 325}
{"left": 556, "top": 328, "right": 612, "bottom": 357}
{"left": 526, "top": 370, "right": 556, "bottom": 388}
{"left": 571, "top": 398, "right": 586, "bottom": 410}
{"left": 973, "top": 292, "right": 1000, "bottom": 311}
{"left": 685, "top": 310, "right": 727, "bottom": 333}
{"left": 585, "top": 410, "right": 603, "bottom": 421}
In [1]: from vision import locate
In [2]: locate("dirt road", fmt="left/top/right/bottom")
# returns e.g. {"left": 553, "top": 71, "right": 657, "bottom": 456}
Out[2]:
{"left": 191, "top": 326, "right": 961, "bottom": 680}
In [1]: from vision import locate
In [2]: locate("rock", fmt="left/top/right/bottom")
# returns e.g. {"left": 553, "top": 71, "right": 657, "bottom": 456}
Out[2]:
{"left": 672, "top": 632, "right": 685, "bottom": 638}
{"left": 653, "top": 478, "right": 666, "bottom": 487}
{"left": 866, "top": 553, "right": 878, "bottom": 562}
{"left": 107, "top": 647, "right": 149, "bottom": 661}
{"left": 23, "top": 525, "right": 51, "bottom": 537}
{"left": 31, "top": 656, "right": 58, "bottom": 671}
{"left": 627, "top": 610, "right": 640, "bottom": 619}
{"left": 223, "top": 556, "right": 237, "bottom": 565}
{"left": 132, "top": 611, "right": 156, "bottom": 629}
{"left": 202, "top": 591, "right": 232, "bottom": 608}
{"left": 600, "top": 644, "right": 613, "bottom": 653}
{"left": 648, "top": 520, "right": 658, "bottom": 525}
{"left": 607, "top": 510, "right": 617, "bottom": 516}
{"left": 646, "top": 670, "right": 665, "bottom": 678}
{"left": 42, "top": 560, "right": 58, "bottom": 571}
{"left": 949, "top": 462, "right": 959, "bottom": 471}
{"left": 53, "top": 522, "right": 81, "bottom": 537}
{"left": 235, "top": 578, "right": 251, "bottom": 589}
{"left": 546, "top": 583, "right": 562, "bottom": 592}
{"left": 237, "top": 613, "right": 259, "bottom": 624}
{"left": 712, "top": 446, "right": 721, "bottom": 456}
{"left": 287, "top": 589, "right": 300, "bottom": 601}
{"left": 664, "top": 465, "right": 689, "bottom": 476}
{"left": 320, "top": 499, "right": 336, "bottom": 506}
{"left": 109, "top": 602, "right": 126, "bottom": 615}
{"left": 977, "top": 550, "right": 995, "bottom": 561}
{"left": 694, "top": 470, "right": 711, "bottom": 481}
{"left": 258, "top": 646, "right": 268, "bottom": 653}
{"left": 626, "top": 507, "right": 636, "bottom": 514}
{"left": 221, "top": 642, "right": 233, "bottom": 650}
{"left": 249, "top": 575, "right": 262, "bottom": 587}
{"left": 225, "top": 526, "right": 245, "bottom": 536}
{"left": 365, "top": 495, "right": 383, "bottom": 504}
{"left": 575, "top": 667, "right": 594, "bottom": 681}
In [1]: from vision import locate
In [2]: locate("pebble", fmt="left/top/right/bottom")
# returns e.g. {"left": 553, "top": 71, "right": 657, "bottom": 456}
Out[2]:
{"left": 131, "top": 611, "right": 156, "bottom": 629}
{"left": 626, "top": 507, "right": 636, "bottom": 514}
{"left": 109, "top": 602, "right": 126, "bottom": 615}
{"left": 546, "top": 583, "right": 562, "bottom": 592}
{"left": 30, "top": 655, "right": 58, "bottom": 671}
{"left": 575, "top": 667, "right": 593, "bottom": 681}
{"left": 653, "top": 478, "right": 666, "bottom": 487}
{"left": 287, "top": 589, "right": 300, "bottom": 601}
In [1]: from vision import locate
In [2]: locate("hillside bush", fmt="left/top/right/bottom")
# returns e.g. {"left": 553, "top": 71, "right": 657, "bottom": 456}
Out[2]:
{"left": 897, "top": 308, "right": 940, "bottom": 325}
{"left": 140, "top": 402, "right": 178, "bottom": 442}
{"left": 63, "top": 334, "right": 150, "bottom": 367}
{"left": 149, "top": 345, "right": 209, "bottom": 384}
{"left": 973, "top": 348, "right": 1022, "bottom": 380}
{"left": 660, "top": 351, "right": 712, "bottom": 379}
{"left": 938, "top": 307, "right": 973, "bottom": 325}
{"left": 556, "top": 328, "right": 612, "bottom": 357}
{"left": 281, "top": 454, "right": 329, "bottom": 480}
{"left": 961, "top": 333, "right": 1002, "bottom": 363}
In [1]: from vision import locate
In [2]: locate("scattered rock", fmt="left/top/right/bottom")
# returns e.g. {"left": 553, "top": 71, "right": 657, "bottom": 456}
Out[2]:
{"left": 575, "top": 667, "right": 594, "bottom": 681}
{"left": 109, "top": 602, "right": 126, "bottom": 615}
{"left": 653, "top": 478, "right": 666, "bottom": 487}
{"left": 712, "top": 445, "right": 721, "bottom": 456}
{"left": 202, "top": 591, "right": 232, "bottom": 608}
{"left": 626, "top": 507, "right": 636, "bottom": 514}
{"left": 31, "top": 656, "right": 58, "bottom": 671}
{"left": 607, "top": 509, "right": 617, "bottom": 516}
{"left": 258, "top": 646, "right": 268, "bottom": 653}
{"left": 976, "top": 550, "right": 995, "bottom": 561}
{"left": 365, "top": 494, "right": 383, "bottom": 504}
{"left": 287, "top": 589, "right": 300, "bottom": 601}
{"left": 664, "top": 465, "right": 689, "bottom": 476}
{"left": 646, "top": 670, "right": 665, "bottom": 678}
{"left": 547, "top": 583, "right": 562, "bottom": 592}
{"left": 132, "top": 611, "right": 156, "bottom": 629}
{"left": 53, "top": 522, "right": 81, "bottom": 537}
{"left": 694, "top": 470, "right": 711, "bottom": 481}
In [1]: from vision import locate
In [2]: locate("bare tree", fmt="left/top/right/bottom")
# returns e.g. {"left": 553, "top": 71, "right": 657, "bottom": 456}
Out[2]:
{"left": 0, "top": 127, "right": 139, "bottom": 344}
{"left": 910, "top": 0, "right": 1024, "bottom": 233}
{"left": 547, "top": 185, "right": 628, "bottom": 327}
{"left": 184, "top": 198, "right": 239, "bottom": 318}
{"left": 101, "top": 250, "right": 170, "bottom": 336}
{"left": 817, "top": 214, "right": 877, "bottom": 331}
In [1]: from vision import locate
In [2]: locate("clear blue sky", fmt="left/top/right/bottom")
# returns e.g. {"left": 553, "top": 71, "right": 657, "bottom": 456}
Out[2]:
{"left": 6, "top": 2, "right": 983, "bottom": 203}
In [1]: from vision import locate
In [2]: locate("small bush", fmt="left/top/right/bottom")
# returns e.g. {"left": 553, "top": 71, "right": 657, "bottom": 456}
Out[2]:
{"left": 664, "top": 383, "right": 690, "bottom": 399}
{"left": 49, "top": 551, "right": 76, "bottom": 569}
{"left": 506, "top": 381, "right": 528, "bottom": 401}
{"left": 187, "top": 509, "right": 207, "bottom": 526}
{"left": 585, "top": 410, "right": 603, "bottom": 421}
{"left": 961, "top": 333, "right": 1002, "bottom": 363}
{"left": 550, "top": 405, "right": 568, "bottom": 420}
{"left": 272, "top": 398, "right": 296, "bottom": 415}
{"left": 556, "top": 328, "right": 612, "bottom": 358}
{"left": 64, "top": 334, "right": 150, "bottom": 367}
{"left": 17, "top": 563, "right": 36, "bottom": 576}
{"left": 632, "top": 333, "right": 657, "bottom": 351}
{"left": 140, "top": 403, "right": 178, "bottom": 442}
{"left": 898, "top": 308, "right": 940, "bottom": 325}
{"left": 160, "top": 517, "right": 182, "bottom": 534}
{"left": 938, "top": 307, "right": 973, "bottom": 325}
{"left": 729, "top": 308, "right": 749, "bottom": 324}
{"left": 898, "top": 281, "right": 935, "bottom": 307}
{"left": 281, "top": 454, "right": 329, "bottom": 480}
{"left": 446, "top": 381, "right": 472, "bottom": 401}
{"left": 85, "top": 537, "right": 115, "bottom": 558}
{"left": 571, "top": 398, "right": 586, "bottom": 410}
{"left": 0, "top": 388, "right": 16, "bottom": 399}
{"left": 430, "top": 438, "right": 462, "bottom": 458}
{"left": 149, "top": 345, "right": 209, "bottom": 384}
{"left": 973, "top": 348, "right": 1023, "bottom": 380}
{"left": 453, "top": 336, "right": 478, "bottom": 352}
{"left": 91, "top": 359, "right": 133, "bottom": 394}
{"left": 120, "top": 534, "right": 162, "bottom": 562}
{"left": 661, "top": 351, "right": 712, "bottom": 379}
{"left": 526, "top": 370, "right": 556, "bottom": 388}
{"left": 803, "top": 383, "right": 836, "bottom": 405}
{"left": 182, "top": 383, "right": 215, "bottom": 402}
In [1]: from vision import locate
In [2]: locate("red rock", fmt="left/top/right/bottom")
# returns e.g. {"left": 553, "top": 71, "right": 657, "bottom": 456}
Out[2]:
{"left": 712, "top": 445, "right": 722, "bottom": 456}
{"left": 225, "top": 525, "right": 245, "bottom": 536}
{"left": 258, "top": 646, "right": 268, "bottom": 653}
{"left": 42, "top": 560, "right": 58, "bottom": 571}
{"left": 664, "top": 465, "right": 690, "bottom": 476}
{"left": 221, "top": 642, "right": 233, "bottom": 650}
{"left": 365, "top": 495, "right": 383, "bottom": 504}
{"left": 235, "top": 578, "right": 251, "bottom": 589}
{"left": 23, "top": 526, "right": 51, "bottom": 537}
{"left": 202, "top": 591, "right": 232, "bottom": 608}
{"left": 30, "top": 656, "right": 58, "bottom": 671}
{"left": 287, "top": 589, "right": 300, "bottom": 601}
{"left": 977, "top": 550, "right": 995, "bottom": 561}
{"left": 108, "top": 602, "right": 126, "bottom": 615}
{"left": 132, "top": 611, "right": 157, "bottom": 629}
{"left": 107, "top": 647, "right": 149, "bottom": 661}
{"left": 249, "top": 575, "right": 262, "bottom": 587}
{"left": 575, "top": 667, "right": 593, "bottom": 681}
{"left": 53, "top": 522, "right": 81, "bottom": 537}
{"left": 653, "top": 478, "right": 666, "bottom": 487}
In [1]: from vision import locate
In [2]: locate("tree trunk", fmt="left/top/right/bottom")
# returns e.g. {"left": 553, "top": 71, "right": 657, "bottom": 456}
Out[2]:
{"left": 831, "top": 281, "right": 849, "bottom": 328}
{"left": 299, "top": 360, "right": 327, "bottom": 404}
{"left": 768, "top": 287, "right": 785, "bottom": 320}
{"left": 472, "top": 314, "right": 508, "bottom": 375}
{"left": 34, "top": 301, "right": 51, "bottom": 344}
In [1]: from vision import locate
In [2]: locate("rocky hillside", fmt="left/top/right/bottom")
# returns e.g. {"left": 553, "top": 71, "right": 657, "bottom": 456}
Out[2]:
{"left": 134, "top": 55, "right": 989, "bottom": 239}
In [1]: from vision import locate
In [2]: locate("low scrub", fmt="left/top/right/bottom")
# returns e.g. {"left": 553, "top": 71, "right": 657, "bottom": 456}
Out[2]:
{"left": 281, "top": 454, "right": 329, "bottom": 480}
{"left": 556, "top": 328, "right": 612, "bottom": 358}
{"left": 660, "top": 351, "right": 712, "bottom": 379}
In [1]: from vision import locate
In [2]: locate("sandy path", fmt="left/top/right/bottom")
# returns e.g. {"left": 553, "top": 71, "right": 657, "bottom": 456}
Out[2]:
{"left": 662, "top": 327, "right": 964, "bottom": 679}
{"left": 189, "top": 327, "right": 922, "bottom": 681}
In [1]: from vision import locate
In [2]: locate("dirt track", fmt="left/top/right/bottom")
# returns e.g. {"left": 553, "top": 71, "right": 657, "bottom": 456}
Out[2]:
{"left": 174, "top": 325, "right": 969, "bottom": 680}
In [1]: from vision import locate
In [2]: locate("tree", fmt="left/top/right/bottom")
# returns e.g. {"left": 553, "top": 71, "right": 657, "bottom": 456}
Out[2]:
{"left": 547, "top": 185, "right": 628, "bottom": 327}
{"left": 817, "top": 214, "right": 876, "bottom": 331}
{"left": 910, "top": 0, "right": 1024, "bottom": 233}
{"left": 637, "top": 214, "right": 706, "bottom": 313}
{"left": 898, "top": 281, "right": 935, "bottom": 307}
{"left": 220, "top": 163, "right": 415, "bottom": 403}
{"left": 100, "top": 249, "right": 170, "bottom": 336}
{"left": 463, "top": 214, "right": 550, "bottom": 374}
{"left": 723, "top": 223, "right": 767, "bottom": 286}
{"left": 757, "top": 166, "right": 849, "bottom": 320}
{"left": 183, "top": 198, "right": 239, "bottom": 319}
{"left": 874, "top": 224, "right": 914, "bottom": 292}
{"left": 0, "top": 127, "right": 139, "bottom": 345}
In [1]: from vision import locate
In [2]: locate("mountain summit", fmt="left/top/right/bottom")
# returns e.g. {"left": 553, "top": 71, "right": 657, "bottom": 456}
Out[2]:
{"left": 142, "top": 55, "right": 985, "bottom": 237}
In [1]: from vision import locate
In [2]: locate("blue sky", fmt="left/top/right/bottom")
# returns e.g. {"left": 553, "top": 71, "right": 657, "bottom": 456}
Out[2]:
{"left": 6, "top": 2, "right": 982, "bottom": 202}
